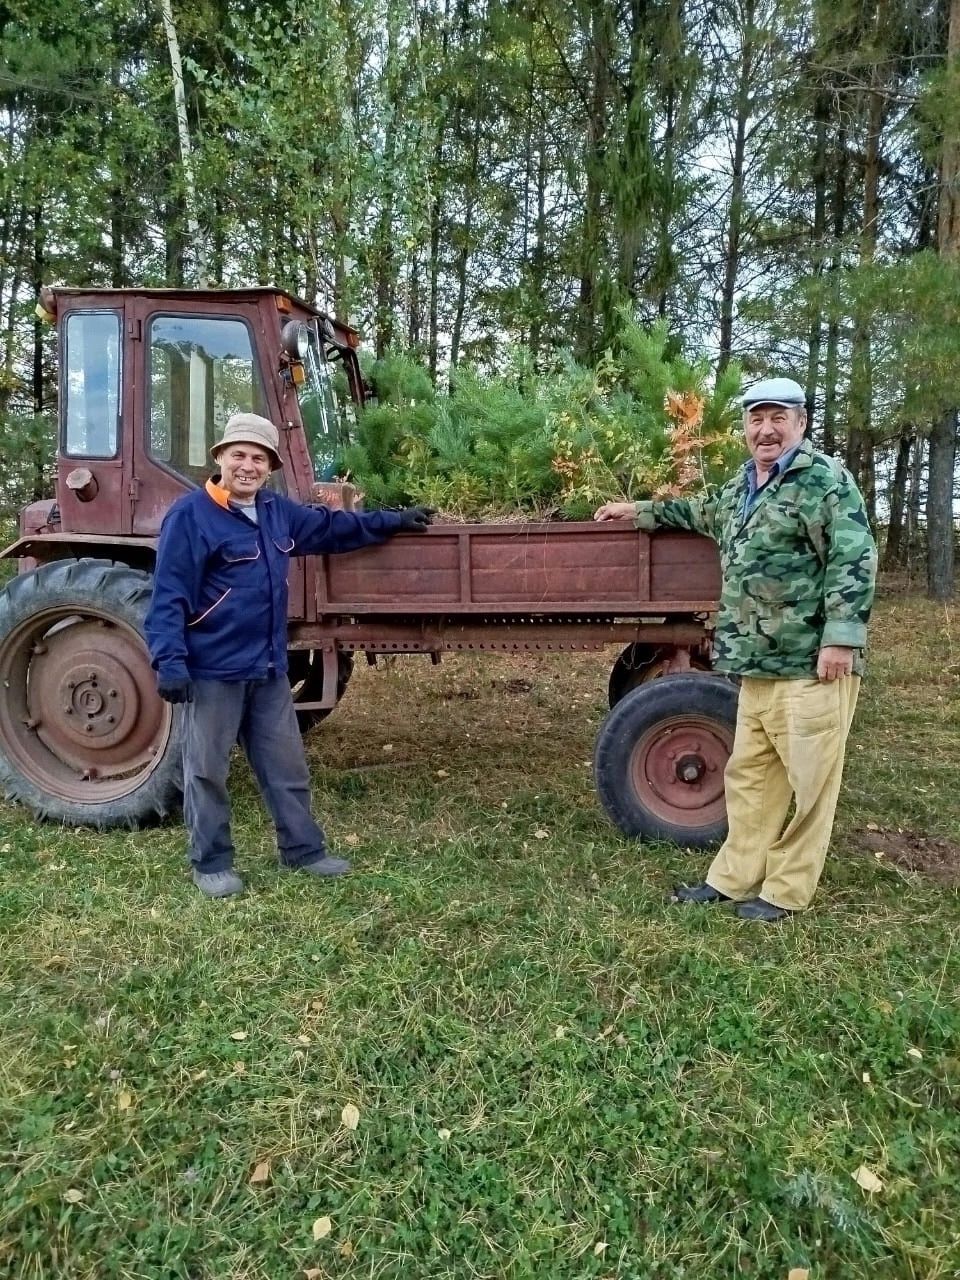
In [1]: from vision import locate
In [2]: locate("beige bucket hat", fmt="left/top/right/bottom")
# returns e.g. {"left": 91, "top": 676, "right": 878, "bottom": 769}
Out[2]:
{"left": 211, "top": 413, "right": 283, "bottom": 471}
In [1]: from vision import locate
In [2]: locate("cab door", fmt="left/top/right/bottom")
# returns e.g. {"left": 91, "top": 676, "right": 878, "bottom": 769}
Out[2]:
{"left": 127, "top": 297, "right": 307, "bottom": 622}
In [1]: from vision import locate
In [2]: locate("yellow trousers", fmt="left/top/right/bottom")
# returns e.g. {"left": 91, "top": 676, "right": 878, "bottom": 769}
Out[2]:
{"left": 706, "top": 675, "right": 860, "bottom": 911}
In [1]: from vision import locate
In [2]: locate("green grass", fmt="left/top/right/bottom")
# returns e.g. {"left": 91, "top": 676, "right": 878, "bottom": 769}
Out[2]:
{"left": 1, "top": 592, "right": 959, "bottom": 1279}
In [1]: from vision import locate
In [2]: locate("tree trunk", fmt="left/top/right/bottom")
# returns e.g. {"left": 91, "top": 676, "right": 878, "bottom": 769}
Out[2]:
{"left": 577, "top": 0, "right": 612, "bottom": 359}
{"left": 159, "top": 0, "right": 207, "bottom": 286}
{"left": 717, "top": 0, "right": 755, "bottom": 373}
{"left": 822, "top": 124, "right": 848, "bottom": 457}
{"left": 882, "top": 430, "right": 914, "bottom": 570}
{"left": 804, "top": 90, "right": 829, "bottom": 433}
{"left": 927, "top": 0, "right": 960, "bottom": 599}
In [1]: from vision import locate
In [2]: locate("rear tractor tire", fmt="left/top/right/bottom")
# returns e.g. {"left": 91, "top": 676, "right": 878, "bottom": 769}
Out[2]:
{"left": 0, "top": 558, "right": 182, "bottom": 828}
{"left": 594, "top": 673, "right": 738, "bottom": 848}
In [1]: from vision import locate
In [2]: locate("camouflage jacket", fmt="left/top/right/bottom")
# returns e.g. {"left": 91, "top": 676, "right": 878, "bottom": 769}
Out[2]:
{"left": 634, "top": 440, "right": 878, "bottom": 677}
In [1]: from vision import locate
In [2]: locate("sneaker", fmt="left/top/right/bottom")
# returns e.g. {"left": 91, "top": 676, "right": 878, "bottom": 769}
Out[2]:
{"left": 192, "top": 869, "right": 245, "bottom": 898}
{"left": 287, "top": 854, "right": 352, "bottom": 878}
{"left": 670, "top": 882, "right": 731, "bottom": 905}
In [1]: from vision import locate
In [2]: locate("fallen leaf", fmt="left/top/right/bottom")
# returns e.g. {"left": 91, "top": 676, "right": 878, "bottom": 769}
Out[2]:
{"left": 339, "top": 1240, "right": 355, "bottom": 1258}
{"left": 343, "top": 833, "right": 360, "bottom": 846}
{"left": 232, "top": 1061, "right": 246, "bottom": 1075}
{"left": 63, "top": 1188, "right": 83, "bottom": 1204}
{"left": 116, "top": 1090, "right": 133, "bottom": 1112}
{"left": 230, "top": 1030, "right": 247, "bottom": 1041}
{"left": 852, "top": 1164, "right": 884, "bottom": 1193}
{"left": 382, "top": 742, "right": 394, "bottom": 752}
{"left": 436, "top": 769, "right": 449, "bottom": 778}
{"left": 906, "top": 1047, "right": 923, "bottom": 1060}
{"left": 297, "top": 1034, "right": 312, "bottom": 1046}
{"left": 341, "top": 1102, "right": 360, "bottom": 1131}
{"left": 787, "top": 1269, "right": 810, "bottom": 1280}
{"left": 304, "top": 1269, "right": 323, "bottom": 1279}
{"left": 249, "top": 1160, "right": 271, "bottom": 1186}
{"left": 862, "top": 1071, "right": 871, "bottom": 1083}
{"left": 534, "top": 828, "right": 549, "bottom": 839}
{"left": 312, "top": 1215, "right": 333, "bottom": 1240}
{"left": 438, "top": 1128, "right": 452, "bottom": 1141}
{"left": 554, "top": 1025, "right": 567, "bottom": 1039}
{"left": 594, "top": 1241, "right": 608, "bottom": 1256}
{"left": 866, "top": 822, "right": 880, "bottom": 831}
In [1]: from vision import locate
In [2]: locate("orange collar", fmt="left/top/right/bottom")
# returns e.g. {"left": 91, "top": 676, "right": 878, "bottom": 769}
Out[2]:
{"left": 205, "top": 477, "right": 232, "bottom": 510}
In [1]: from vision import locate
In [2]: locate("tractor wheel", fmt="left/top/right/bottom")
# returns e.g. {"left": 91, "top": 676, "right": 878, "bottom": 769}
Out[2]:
{"left": 594, "top": 673, "right": 738, "bottom": 848}
{"left": 0, "top": 558, "right": 182, "bottom": 828}
{"left": 287, "top": 650, "right": 354, "bottom": 732}
{"left": 608, "top": 643, "right": 712, "bottom": 707}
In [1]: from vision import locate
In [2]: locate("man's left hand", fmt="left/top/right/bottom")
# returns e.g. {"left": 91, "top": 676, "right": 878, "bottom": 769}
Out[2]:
{"left": 396, "top": 506, "right": 435, "bottom": 532}
{"left": 817, "top": 645, "right": 854, "bottom": 681}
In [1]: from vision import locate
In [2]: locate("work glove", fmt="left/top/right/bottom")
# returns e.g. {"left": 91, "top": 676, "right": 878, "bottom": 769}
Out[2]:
{"left": 157, "top": 675, "right": 194, "bottom": 704}
{"left": 396, "top": 506, "right": 435, "bottom": 533}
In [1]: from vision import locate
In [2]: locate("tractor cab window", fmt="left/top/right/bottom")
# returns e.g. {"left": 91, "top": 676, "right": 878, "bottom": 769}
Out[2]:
{"left": 295, "top": 324, "right": 351, "bottom": 481}
{"left": 147, "top": 314, "right": 281, "bottom": 489}
{"left": 64, "top": 311, "right": 121, "bottom": 457}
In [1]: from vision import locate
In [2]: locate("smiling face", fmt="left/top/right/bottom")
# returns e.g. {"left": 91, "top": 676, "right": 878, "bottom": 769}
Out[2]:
{"left": 744, "top": 403, "right": 807, "bottom": 473}
{"left": 215, "top": 443, "right": 272, "bottom": 501}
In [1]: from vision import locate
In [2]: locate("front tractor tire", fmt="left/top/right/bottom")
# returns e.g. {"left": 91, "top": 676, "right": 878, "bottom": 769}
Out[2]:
{"left": 0, "top": 558, "right": 182, "bottom": 828}
{"left": 594, "top": 674, "right": 738, "bottom": 848}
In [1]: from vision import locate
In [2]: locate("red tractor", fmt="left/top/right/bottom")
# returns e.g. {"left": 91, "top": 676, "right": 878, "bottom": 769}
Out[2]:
{"left": 0, "top": 286, "right": 733, "bottom": 844}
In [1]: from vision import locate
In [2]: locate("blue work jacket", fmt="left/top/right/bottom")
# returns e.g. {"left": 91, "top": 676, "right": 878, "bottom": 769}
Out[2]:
{"left": 146, "top": 480, "right": 402, "bottom": 683}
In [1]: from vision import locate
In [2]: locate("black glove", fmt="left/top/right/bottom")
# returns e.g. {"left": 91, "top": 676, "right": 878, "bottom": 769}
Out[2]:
{"left": 396, "top": 506, "right": 435, "bottom": 533}
{"left": 157, "top": 676, "right": 194, "bottom": 704}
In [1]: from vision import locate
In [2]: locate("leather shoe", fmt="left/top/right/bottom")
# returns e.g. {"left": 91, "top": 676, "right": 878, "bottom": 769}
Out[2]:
{"left": 735, "top": 897, "right": 794, "bottom": 922}
{"left": 671, "top": 882, "right": 730, "bottom": 905}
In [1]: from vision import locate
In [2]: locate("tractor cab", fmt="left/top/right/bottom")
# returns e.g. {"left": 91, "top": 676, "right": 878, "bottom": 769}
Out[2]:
{"left": 12, "top": 286, "right": 362, "bottom": 561}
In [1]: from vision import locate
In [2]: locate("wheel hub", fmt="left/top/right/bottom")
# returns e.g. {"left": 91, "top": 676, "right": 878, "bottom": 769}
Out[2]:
{"left": 674, "top": 752, "right": 707, "bottom": 784}
{"left": 54, "top": 653, "right": 140, "bottom": 749}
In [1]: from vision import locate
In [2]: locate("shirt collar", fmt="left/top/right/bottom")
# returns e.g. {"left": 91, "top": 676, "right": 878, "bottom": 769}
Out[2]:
{"left": 744, "top": 440, "right": 804, "bottom": 491}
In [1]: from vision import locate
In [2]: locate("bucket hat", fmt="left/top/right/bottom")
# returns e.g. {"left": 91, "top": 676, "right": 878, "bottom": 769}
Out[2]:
{"left": 211, "top": 413, "right": 283, "bottom": 471}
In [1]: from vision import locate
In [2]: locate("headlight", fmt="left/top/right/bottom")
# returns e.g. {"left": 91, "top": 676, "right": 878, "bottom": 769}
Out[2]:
{"left": 280, "top": 320, "right": 311, "bottom": 360}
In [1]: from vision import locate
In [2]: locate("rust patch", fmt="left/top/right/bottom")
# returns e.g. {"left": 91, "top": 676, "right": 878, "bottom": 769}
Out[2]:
{"left": 852, "top": 827, "right": 960, "bottom": 887}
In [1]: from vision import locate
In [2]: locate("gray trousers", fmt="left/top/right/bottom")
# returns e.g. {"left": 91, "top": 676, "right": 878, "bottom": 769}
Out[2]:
{"left": 182, "top": 676, "right": 327, "bottom": 873}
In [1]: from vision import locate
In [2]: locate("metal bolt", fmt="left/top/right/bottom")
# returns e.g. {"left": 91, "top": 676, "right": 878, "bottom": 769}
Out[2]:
{"left": 108, "top": 689, "right": 118, "bottom": 698}
{"left": 106, "top": 715, "right": 115, "bottom": 724}
{"left": 67, "top": 681, "right": 76, "bottom": 690}
{"left": 84, "top": 724, "right": 93, "bottom": 733}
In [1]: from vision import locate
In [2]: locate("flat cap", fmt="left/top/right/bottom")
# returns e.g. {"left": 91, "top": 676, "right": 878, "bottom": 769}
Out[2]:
{"left": 741, "top": 377, "right": 805, "bottom": 409}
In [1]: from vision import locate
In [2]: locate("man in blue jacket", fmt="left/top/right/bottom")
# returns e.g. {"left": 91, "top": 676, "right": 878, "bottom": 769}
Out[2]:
{"left": 146, "top": 413, "right": 432, "bottom": 897}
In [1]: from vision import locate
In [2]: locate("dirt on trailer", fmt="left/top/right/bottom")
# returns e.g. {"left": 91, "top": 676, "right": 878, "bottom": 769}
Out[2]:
{"left": 852, "top": 825, "right": 960, "bottom": 887}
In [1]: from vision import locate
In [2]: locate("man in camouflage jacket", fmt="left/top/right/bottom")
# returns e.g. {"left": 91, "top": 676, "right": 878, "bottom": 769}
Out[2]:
{"left": 595, "top": 377, "right": 878, "bottom": 921}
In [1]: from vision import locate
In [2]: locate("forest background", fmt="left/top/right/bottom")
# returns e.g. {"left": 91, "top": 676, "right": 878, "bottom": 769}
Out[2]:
{"left": 1, "top": 0, "right": 959, "bottom": 595}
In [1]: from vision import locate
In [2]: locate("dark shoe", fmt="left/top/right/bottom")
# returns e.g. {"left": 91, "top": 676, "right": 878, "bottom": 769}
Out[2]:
{"left": 287, "top": 855, "right": 352, "bottom": 878}
{"left": 671, "top": 882, "right": 731, "bottom": 905}
{"left": 735, "top": 897, "right": 794, "bottom": 922}
{"left": 193, "top": 869, "right": 244, "bottom": 898}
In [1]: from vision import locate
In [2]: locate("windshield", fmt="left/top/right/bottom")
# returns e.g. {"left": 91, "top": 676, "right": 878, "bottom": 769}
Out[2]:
{"left": 297, "top": 323, "right": 351, "bottom": 481}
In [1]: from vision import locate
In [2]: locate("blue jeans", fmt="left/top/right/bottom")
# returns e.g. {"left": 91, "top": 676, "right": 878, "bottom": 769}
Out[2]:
{"left": 182, "top": 676, "right": 327, "bottom": 873}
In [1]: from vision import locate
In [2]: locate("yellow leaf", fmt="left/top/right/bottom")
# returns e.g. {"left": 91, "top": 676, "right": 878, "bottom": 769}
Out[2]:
{"left": 343, "top": 833, "right": 360, "bottom": 846}
{"left": 436, "top": 769, "right": 449, "bottom": 778}
{"left": 438, "top": 1128, "right": 452, "bottom": 1141}
{"left": 63, "top": 1188, "right": 84, "bottom": 1204}
{"left": 304, "top": 1270, "right": 323, "bottom": 1279}
{"left": 533, "top": 828, "right": 549, "bottom": 839}
{"left": 341, "top": 1102, "right": 360, "bottom": 1131}
{"left": 554, "top": 1025, "right": 567, "bottom": 1039}
{"left": 906, "top": 1047, "right": 923, "bottom": 1060}
{"left": 232, "top": 1061, "right": 246, "bottom": 1075}
{"left": 852, "top": 1164, "right": 884, "bottom": 1193}
{"left": 297, "top": 1034, "right": 312, "bottom": 1046}
{"left": 249, "top": 1160, "right": 271, "bottom": 1186}
{"left": 312, "top": 1215, "right": 333, "bottom": 1240}
{"left": 594, "top": 1241, "right": 608, "bottom": 1256}
{"left": 787, "top": 1270, "right": 810, "bottom": 1280}
{"left": 339, "top": 1240, "right": 355, "bottom": 1258}
{"left": 230, "top": 1030, "right": 247, "bottom": 1041}
{"left": 117, "top": 1091, "right": 133, "bottom": 1112}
